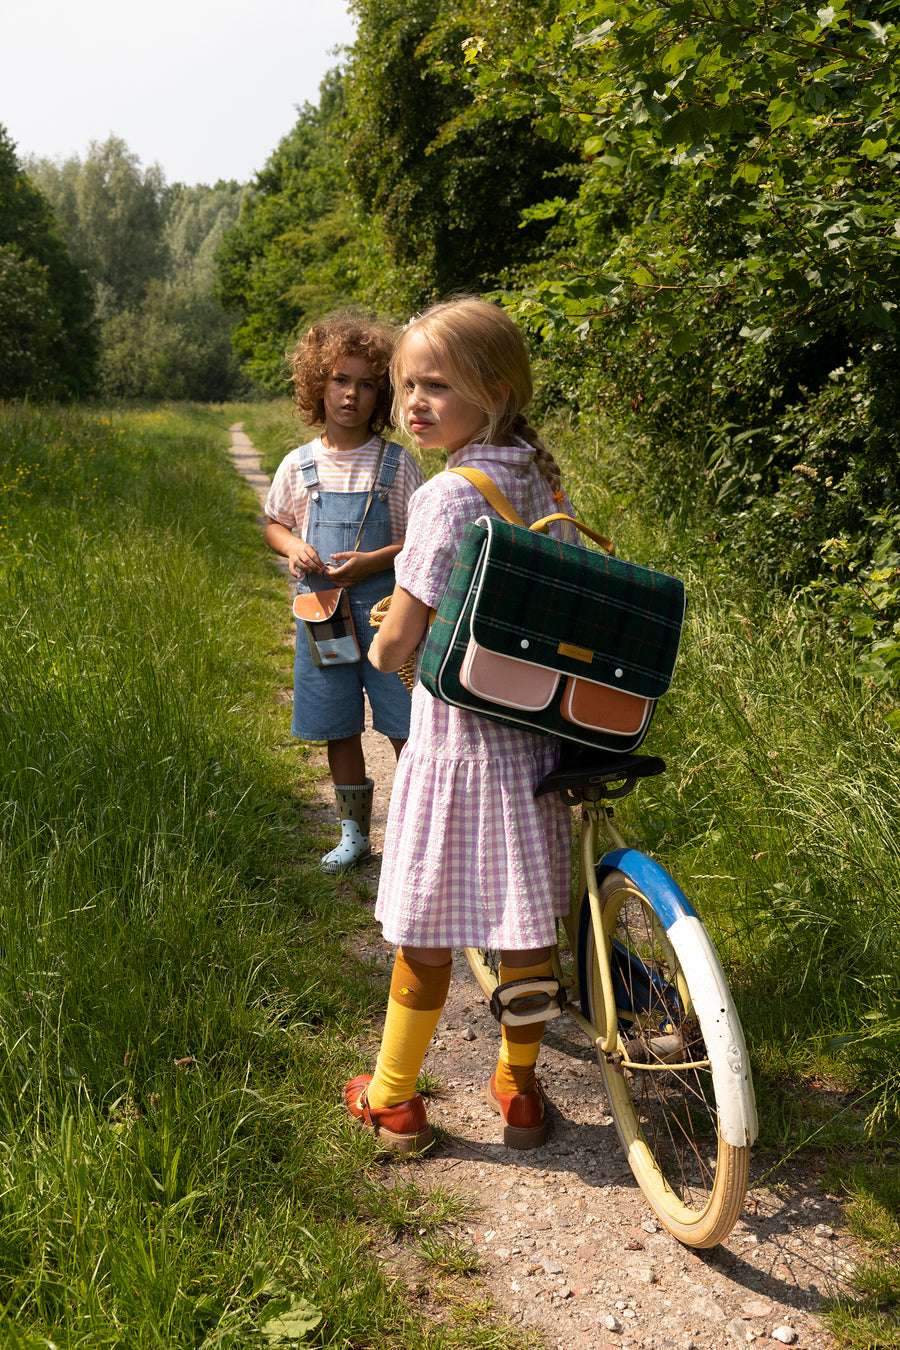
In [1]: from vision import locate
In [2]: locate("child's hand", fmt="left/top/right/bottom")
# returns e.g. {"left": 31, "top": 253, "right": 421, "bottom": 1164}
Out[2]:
{"left": 288, "top": 541, "right": 327, "bottom": 579}
{"left": 325, "top": 552, "right": 372, "bottom": 586}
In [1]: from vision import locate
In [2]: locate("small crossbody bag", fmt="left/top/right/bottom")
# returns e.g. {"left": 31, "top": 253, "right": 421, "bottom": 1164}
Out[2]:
{"left": 292, "top": 439, "right": 386, "bottom": 668}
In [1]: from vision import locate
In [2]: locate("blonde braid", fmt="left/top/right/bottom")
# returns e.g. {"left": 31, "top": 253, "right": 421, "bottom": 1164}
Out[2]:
{"left": 513, "top": 414, "right": 565, "bottom": 503}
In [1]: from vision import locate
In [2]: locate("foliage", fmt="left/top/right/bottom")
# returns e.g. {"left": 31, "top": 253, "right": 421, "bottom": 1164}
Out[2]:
{"left": 0, "top": 245, "right": 61, "bottom": 394}
{"left": 460, "top": 0, "right": 900, "bottom": 675}
{"left": 0, "top": 127, "right": 97, "bottom": 397}
{"left": 463, "top": 0, "right": 900, "bottom": 348}
{"left": 476, "top": 2, "right": 899, "bottom": 329}
{"left": 97, "top": 288, "right": 243, "bottom": 402}
{"left": 215, "top": 72, "right": 359, "bottom": 390}
{"left": 812, "top": 510, "right": 900, "bottom": 712}
{"left": 101, "top": 183, "right": 248, "bottom": 400}
{"left": 27, "top": 136, "right": 167, "bottom": 317}
{"left": 342, "top": 0, "right": 573, "bottom": 314}
{"left": 214, "top": 5, "right": 576, "bottom": 381}
{"left": 27, "top": 143, "right": 246, "bottom": 400}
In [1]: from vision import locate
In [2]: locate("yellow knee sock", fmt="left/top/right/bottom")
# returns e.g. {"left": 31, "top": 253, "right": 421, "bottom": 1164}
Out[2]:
{"left": 366, "top": 951, "right": 452, "bottom": 1110}
{"left": 493, "top": 957, "right": 555, "bottom": 1097}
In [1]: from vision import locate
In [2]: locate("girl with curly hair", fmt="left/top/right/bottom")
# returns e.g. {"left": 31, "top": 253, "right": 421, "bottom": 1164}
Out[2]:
{"left": 264, "top": 314, "right": 425, "bottom": 872}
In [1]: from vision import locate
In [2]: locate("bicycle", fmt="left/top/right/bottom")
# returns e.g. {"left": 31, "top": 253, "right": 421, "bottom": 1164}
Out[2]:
{"left": 464, "top": 749, "right": 758, "bottom": 1250}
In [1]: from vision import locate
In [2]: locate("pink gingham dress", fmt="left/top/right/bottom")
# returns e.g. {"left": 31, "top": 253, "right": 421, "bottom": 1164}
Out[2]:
{"left": 374, "top": 443, "right": 573, "bottom": 950}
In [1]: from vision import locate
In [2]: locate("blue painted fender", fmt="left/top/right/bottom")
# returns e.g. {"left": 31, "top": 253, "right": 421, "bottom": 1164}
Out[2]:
{"left": 596, "top": 848, "right": 700, "bottom": 928}
{"left": 576, "top": 848, "right": 697, "bottom": 1015}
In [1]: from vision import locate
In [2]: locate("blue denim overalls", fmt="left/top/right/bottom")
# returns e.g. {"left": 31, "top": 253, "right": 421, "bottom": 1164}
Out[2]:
{"left": 291, "top": 440, "right": 412, "bottom": 742}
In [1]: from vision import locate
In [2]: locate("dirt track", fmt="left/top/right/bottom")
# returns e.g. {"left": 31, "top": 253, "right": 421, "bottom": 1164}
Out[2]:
{"left": 230, "top": 424, "right": 856, "bottom": 1350}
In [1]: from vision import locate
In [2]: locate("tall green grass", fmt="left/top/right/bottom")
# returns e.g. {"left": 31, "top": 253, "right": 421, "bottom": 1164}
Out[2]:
{"left": 0, "top": 403, "right": 524, "bottom": 1349}
{"left": 559, "top": 419, "right": 900, "bottom": 1131}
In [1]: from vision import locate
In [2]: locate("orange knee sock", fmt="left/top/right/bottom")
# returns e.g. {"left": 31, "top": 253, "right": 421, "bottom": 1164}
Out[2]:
{"left": 493, "top": 957, "right": 555, "bottom": 1097}
{"left": 366, "top": 951, "right": 452, "bottom": 1110}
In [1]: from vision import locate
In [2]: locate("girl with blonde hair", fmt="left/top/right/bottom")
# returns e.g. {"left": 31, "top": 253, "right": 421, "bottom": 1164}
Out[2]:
{"left": 344, "top": 297, "right": 575, "bottom": 1152}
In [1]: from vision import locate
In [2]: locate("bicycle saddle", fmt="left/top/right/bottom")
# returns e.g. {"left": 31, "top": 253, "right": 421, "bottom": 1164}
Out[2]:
{"left": 534, "top": 749, "right": 666, "bottom": 800}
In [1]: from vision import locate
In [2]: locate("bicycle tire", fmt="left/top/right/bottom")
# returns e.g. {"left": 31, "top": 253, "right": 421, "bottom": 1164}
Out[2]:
{"left": 579, "top": 859, "right": 756, "bottom": 1248}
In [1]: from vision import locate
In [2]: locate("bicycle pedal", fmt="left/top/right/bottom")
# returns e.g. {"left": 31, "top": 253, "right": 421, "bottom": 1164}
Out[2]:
{"left": 489, "top": 977, "right": 568, "bottom": 1026}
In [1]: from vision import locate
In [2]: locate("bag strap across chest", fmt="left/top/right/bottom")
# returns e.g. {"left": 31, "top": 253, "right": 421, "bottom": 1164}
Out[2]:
{"left": 447, "top": 466, "right": 615, "bottom": 555}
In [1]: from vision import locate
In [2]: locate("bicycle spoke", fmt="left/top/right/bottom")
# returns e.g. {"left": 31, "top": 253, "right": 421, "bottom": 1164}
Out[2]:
{"left": 612, "top": 891, "right": 721, "bottom": 1209}
{"left": 583, "top": 867, "right": 753, "bottom": 1245}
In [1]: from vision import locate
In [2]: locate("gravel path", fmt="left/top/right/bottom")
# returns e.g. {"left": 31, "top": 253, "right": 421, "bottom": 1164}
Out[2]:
{"left": 230, "top": 424, "right": 855, "bottom": 1350}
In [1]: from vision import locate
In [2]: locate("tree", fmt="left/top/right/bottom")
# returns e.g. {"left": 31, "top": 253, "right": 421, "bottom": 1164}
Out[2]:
{"left": 162, "top": 181, "right": 247, "bottom": 293}
{"left": 0, "top": 126, "right": 96, "bottom": 396}
{"left": 29, "top": 145, "right": 247, "bottom": 400}
{"left": 215, "top": 71, "right": 359, "bottom": 389}
{"left": 0, "top": 245, "right": 61, "bottom": 396}
{"left": 466, "top": 2, "right": 899, "bottom": 337}
{"left": 28, "top": 137, "right": 166, "bottom": 317}
{"left": 119, "top": 181, "right": 247, "bottom": 401}
{"left": 215, "top": 7, "right": 577, "bottom": 384}
{"left": 464, "top": 3, "right": 900, "bottom": 514}
{"left": 343, "top": 0, "right": 575, "bottom": 312}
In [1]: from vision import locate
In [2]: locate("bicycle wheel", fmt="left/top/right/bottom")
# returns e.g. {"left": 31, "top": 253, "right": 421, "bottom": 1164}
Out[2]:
{"left": 579, "top": 859, "right": 757, "bottom": 1248}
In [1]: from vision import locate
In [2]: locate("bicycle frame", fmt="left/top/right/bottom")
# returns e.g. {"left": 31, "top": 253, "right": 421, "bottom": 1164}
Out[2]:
{"left": 555, "top": 801, "right": 712, "bottom": 1076}
{"left": 553, "top": 801, "right": 626, "bottom": 1055}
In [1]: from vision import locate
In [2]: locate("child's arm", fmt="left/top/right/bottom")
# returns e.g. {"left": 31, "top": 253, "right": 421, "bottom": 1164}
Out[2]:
{"left": 264, "top": 517, "right": 327, "bottom": 579}
{"left": 368, "top": 585, "right": 430, "bottom": 673}
{"left": 325, "top": 543, "right": 403, "bottom": 586}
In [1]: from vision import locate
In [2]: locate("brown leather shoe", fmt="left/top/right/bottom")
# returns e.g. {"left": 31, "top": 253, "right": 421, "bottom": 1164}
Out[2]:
{"left": 485, "top": 1073, "right": 550, "bottom": 1149}
{"left": 344, "top": 1073, "right": 433, "bottom": 1154}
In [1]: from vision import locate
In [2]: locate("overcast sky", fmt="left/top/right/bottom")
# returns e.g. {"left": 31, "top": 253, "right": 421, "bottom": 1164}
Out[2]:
{"left": 5, "top": 0, "right": 357, "bottom": 187}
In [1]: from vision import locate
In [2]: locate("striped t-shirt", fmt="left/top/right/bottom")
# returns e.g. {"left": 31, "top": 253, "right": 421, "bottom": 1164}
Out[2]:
{"left": 264, "top": 435, "right": 425, "bottom": 542}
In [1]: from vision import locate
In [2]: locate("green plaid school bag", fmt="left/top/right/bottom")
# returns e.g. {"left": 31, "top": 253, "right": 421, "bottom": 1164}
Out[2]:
{"left": 418, "top": 468, "right": 686, "bottom": 753}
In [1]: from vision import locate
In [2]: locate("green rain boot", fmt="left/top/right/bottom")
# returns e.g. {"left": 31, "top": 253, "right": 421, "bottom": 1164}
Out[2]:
{"left": 321, "top": 778, "right": 374, "bottom": 873}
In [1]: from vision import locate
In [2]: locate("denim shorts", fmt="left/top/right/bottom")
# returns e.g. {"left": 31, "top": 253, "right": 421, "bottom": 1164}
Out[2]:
{"left": 291, "top": 589, "right": 411, "bottom": 742}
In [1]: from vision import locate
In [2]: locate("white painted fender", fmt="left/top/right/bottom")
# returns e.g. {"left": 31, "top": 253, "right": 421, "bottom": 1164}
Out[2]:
{"left": 667, "top": 915, "right": 759, "bottom": 1148}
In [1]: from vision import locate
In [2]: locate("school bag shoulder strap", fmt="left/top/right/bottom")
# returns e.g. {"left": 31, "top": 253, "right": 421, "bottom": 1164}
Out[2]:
{"left": 447, "top": 466, "right": 614, "bottom": 555}
{"left": 446, "top": 466, "right": 525, "bottom": 525}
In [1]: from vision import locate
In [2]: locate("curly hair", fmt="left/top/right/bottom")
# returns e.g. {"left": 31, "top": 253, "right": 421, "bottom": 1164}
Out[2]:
{"left": 287, "top": 313, "right": 395, "bottom": 433}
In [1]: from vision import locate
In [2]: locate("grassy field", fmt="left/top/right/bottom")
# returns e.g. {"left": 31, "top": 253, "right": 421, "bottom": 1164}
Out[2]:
{"left": 0, "top": 402, "right": 540, "bottom": 1349}
{"left": 1, "top": 399, "right": 899, "bottom": 1346}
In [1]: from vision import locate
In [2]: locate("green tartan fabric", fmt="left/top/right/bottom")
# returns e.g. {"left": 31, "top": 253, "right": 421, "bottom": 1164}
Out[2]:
{"left": 419, "top": 518, "right": 686, "bottom": 751}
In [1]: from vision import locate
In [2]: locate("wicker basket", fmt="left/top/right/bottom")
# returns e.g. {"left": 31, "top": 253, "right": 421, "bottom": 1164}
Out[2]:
{"left": 369, "top": 596, "right": 415, "bottom": 694}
